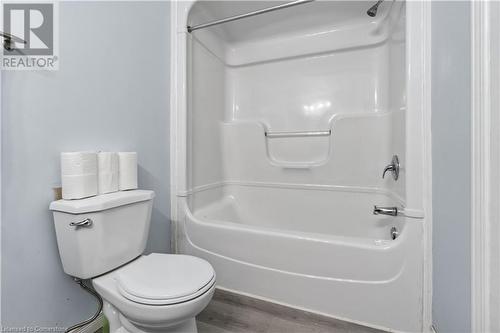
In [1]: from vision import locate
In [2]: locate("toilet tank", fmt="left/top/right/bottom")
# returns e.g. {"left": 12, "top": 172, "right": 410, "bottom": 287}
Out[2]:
{"left": 50, "top": 190, "right": 155, "bottom": 279}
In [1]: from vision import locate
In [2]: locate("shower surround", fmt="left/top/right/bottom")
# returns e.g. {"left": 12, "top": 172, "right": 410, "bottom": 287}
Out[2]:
{"left": 171, "top": 1, "right": 432, "bottom": 331}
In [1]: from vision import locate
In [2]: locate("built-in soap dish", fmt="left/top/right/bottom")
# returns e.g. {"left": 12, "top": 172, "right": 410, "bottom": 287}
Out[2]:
{"left": 264, "top": 129, "right": 332, "bottom": 168}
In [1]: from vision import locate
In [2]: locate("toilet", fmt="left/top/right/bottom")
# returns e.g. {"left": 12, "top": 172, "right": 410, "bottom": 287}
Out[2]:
{"left": 49, "top": 190, "right": 215, "bottom": 333}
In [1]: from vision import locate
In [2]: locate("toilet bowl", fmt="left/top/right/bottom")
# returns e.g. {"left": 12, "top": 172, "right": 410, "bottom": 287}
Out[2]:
{"left": 50, "top": 190, "right": 215, "bottom": 333}
{"left": 93, "top": 254, "right": 216, "bottom": 332}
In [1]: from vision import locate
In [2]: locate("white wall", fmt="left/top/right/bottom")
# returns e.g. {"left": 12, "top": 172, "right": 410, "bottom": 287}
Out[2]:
{"left": 1, "top": 1, "right": 170, "bottom": 327}
{"left": 431, "top": 2, "right": 471, "bottom": 332}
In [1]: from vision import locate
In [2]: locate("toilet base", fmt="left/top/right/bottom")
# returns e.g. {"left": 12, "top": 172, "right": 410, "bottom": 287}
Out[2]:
{"left": 103, "top": 300, "right": 198, "bottom": 333}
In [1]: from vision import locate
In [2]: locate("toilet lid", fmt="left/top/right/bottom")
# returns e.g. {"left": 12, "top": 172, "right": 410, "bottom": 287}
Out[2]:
{"left": 116, "top": 253, "right": 215, "bottom": 305}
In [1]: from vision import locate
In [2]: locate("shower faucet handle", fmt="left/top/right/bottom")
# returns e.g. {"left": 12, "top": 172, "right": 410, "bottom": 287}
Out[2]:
{"left": 382, "top": 155, "right": 400, "bottom": 181}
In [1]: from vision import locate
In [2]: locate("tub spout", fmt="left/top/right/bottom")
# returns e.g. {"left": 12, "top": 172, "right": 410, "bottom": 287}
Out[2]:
{"left": 373, "top": 205, "right": 398, "bottom": 216}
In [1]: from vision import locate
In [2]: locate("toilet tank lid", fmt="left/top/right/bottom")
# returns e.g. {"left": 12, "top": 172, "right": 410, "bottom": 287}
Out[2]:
{"left": 49, "top": 190, "right": 155, "bottom": 214}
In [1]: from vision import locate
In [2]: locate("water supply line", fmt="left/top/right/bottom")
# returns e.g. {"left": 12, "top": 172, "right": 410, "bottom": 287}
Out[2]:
{"left": 65, "top": 278, "right": 103, "bottom": 333}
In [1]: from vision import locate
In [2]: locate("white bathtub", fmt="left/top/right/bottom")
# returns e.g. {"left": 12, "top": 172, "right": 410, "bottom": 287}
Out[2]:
{"left": 177, "top": 183, "right": 422, "bottom": 332}
{"left": 172, "top": 0, "right": 427, "bottom": 331}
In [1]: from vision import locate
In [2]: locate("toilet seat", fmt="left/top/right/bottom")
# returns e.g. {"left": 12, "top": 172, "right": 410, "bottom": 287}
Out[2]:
{"left": 116, "top": 253, "right": 215, "bottom": 306}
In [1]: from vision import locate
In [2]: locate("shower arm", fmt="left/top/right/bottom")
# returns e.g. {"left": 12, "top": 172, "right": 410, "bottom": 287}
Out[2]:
{"left": 187, "top": 0, "right": 315, "bottom": 33}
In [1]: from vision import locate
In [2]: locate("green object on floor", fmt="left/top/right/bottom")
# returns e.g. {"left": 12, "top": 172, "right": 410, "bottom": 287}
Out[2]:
{"left": 101, "top": 316, "right": 109, "bottom": 333}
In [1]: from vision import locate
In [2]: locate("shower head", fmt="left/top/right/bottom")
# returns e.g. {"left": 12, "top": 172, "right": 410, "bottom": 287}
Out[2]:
{"left": 367, "top": 0, "right": 384, "bottom": 17}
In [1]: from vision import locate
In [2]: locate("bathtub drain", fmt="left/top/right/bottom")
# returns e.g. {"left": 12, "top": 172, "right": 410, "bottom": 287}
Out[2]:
{"left": 390, "top": 226, "right": 399, "bottom": 240}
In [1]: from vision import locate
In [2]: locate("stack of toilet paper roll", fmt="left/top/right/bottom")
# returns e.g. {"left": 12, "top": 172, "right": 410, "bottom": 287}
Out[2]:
{"left": 60, "top": 151, "right": 138, "bottom": 200}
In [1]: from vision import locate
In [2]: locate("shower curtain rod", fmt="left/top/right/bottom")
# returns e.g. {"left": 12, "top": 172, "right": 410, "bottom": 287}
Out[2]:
{"left": 187, "top": 0, "right": 315, "bottom": 33}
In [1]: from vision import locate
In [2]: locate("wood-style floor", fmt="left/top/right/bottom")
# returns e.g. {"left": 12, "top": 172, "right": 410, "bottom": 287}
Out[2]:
{"left": 196, "top": 289, "right": 387, "bottom": 333}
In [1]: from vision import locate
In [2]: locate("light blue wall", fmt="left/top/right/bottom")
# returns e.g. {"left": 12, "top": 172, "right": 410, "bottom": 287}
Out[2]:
{"left": 432, "top": 2, "right": 471, "bottom": 332}
{"left": 1, "top": 1, "right": 170, "bottom": 327}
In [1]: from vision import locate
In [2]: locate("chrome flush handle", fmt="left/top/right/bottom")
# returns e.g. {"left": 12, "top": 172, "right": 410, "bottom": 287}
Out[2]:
{"left": 69, "top": 218, "right": 93, "bottom": 228}
{"left": 0, "top": 31, "right": 27, "bottom": 51}
{"left": 382, "top": 155, "right": 400, "bottom": 181}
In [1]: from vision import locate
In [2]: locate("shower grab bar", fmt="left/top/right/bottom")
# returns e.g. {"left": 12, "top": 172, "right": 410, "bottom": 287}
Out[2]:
{"left": 187, "top": 0, "right": 315, "bottom": 33}
{"left": 265, "top": 130, "right": 331, "bottom": 138}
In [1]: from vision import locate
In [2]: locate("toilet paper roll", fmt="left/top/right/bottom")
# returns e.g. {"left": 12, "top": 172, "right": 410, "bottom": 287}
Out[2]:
{"left": 118, "top": 152, "right": 138, "bottom": 191}
{"left": 98, "top": 152, "right": 119, "bottom": 173}
{"left": 98, "top": 152, "right": 119, "bottom": 194}
{"left": 61, "top": 152, "right": 97, "bottom": 176}
{"left": 61, "top": 173, "right": 98, "bottom": 199}
{"left": 98, "top": 172, "right": 119, "bottom": 195}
